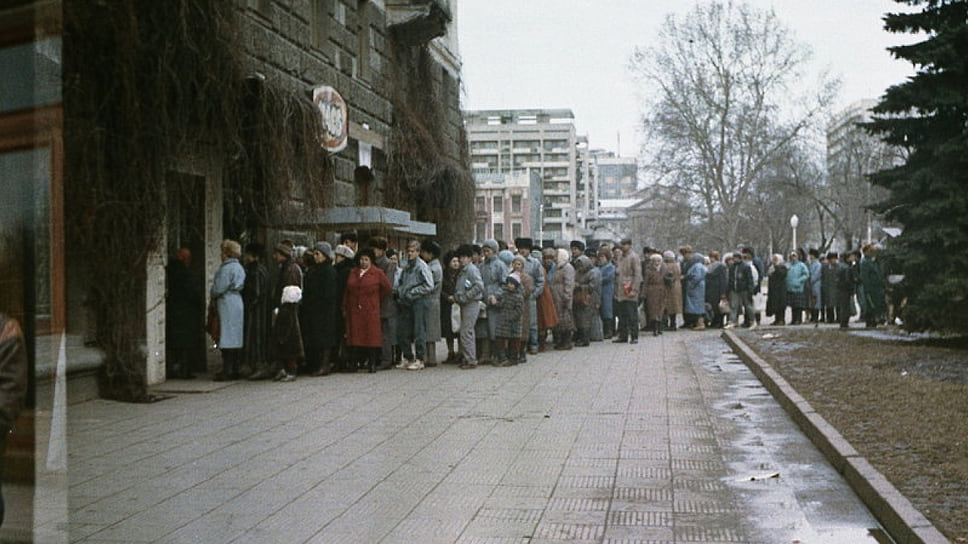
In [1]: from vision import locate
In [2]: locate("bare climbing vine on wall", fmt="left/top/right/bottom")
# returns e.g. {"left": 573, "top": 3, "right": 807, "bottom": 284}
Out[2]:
{"left": 386, "top": 40, "right": 475, "bottom": 248}
{"left": 64, "top": 0, "right": 330, "bottom": 401}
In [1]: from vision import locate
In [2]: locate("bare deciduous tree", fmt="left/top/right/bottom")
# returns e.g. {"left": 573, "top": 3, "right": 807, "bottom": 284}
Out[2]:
{"left": 630, "top": 1, "right": 839, "bottom": 248}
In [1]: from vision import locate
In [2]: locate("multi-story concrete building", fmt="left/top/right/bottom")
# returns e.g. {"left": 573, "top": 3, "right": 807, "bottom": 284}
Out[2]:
{"left": 465, "top": 109, "right": 587, "bottom": 244}
{"left": 473, "top": 171, "right": 542, "bottom": 242}
{"left": 826, "top": 99, "right": 900, "bottom": 247}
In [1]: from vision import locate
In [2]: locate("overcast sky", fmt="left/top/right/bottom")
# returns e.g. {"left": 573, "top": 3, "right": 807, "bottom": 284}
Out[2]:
{"left": 457, "top": 0, "right": 917, "bottom": 155}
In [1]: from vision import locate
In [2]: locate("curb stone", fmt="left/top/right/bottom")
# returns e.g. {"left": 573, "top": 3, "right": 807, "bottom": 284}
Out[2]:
{"left": 722, "top": 330, "right": 950, "bottom": 544}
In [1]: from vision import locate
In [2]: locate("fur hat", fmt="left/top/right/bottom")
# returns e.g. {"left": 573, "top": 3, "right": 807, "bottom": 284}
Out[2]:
{"left": 514, "top": 237, "right": 533, "bottom": 250}
{"left": 274, "top": 243, "right": 291, "bottom": 258}
{"left": 314, "top": 242, "right": 334, "bottom": 260}
{"left": 281, "top": 285, "right": 302, "bottom": 304}
{"left": 334, "top": 244, "right": 355, "bottom": 260}
{"left": 570, "top": 240, "right": 585, "bottom": 251}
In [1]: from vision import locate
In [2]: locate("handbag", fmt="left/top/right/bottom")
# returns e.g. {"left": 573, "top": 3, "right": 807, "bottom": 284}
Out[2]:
{"left": 718, "top": 298, "right": 731, "bottom": 315}
{"left": 205, "top": 301, "right": 220, "bottom": 343}
{"left": 450, "top": 302, "right": 461, "bottom": 334}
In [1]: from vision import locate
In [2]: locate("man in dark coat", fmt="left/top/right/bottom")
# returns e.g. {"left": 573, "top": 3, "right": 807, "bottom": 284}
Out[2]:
{"left": 241, "top": 243, "right": 271, "bottom": 379}
{"left": 249, "top": 242, "right": 302, "bottom": 379}
{"left": 821, "top": 252, "right": 842, "bottom": 323}
{"left": 704, "top": 250, "right": 728, "bottom": 328}
{"left": 166, "top": 248, "right": 203, "bottom": 378}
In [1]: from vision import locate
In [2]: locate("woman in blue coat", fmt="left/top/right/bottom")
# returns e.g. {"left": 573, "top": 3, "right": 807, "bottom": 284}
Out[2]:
{"left": 597, "top": 248, "right": 616, "bottom": 339}
{"left": 785, "top": 251, "right": 810, "bottom": 325}
{"left": 211, "top": 239, "right": 246, "bottom": 380}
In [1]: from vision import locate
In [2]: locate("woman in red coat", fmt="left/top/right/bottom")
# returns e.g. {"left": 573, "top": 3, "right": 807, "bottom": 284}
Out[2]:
{"left": 342, "top": 248, "right": 392, "bottom": 373}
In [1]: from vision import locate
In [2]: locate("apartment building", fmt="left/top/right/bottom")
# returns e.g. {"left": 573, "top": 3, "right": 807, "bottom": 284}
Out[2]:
{"left": 465, "top": 109, "right": 588, "bottom": 244}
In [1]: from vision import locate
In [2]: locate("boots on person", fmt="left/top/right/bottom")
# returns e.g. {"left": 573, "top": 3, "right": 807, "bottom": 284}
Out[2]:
{"left": 493, "top": 339, "right": 509, "bottom": 366}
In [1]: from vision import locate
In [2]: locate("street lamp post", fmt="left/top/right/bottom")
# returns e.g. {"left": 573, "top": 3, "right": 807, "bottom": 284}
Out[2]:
{"left": 790, "top": 214, "right": 799, "bottom": 253}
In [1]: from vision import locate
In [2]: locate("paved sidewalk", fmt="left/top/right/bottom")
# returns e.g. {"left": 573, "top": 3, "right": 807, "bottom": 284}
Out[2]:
{"left": 63, "top": 332, "right": 884, "bottom": 543}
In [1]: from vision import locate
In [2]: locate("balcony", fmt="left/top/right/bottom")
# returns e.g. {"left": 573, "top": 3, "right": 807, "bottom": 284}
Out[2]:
{"left": 387, "top": 0, "right": 452, "bottom": 45}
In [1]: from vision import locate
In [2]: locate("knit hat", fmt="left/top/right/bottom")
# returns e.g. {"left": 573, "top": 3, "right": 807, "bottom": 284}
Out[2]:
{"left": 314, "top": 241, "right": 334, "bottom": 260}
{"left": 334, "top": 244, "right": 355, "bottom": 260}
{"left": 498, "top": 249, "right": 514, "bottom": 266}
{"left": 482, "top": 239, "right": 499, "bottom": 253}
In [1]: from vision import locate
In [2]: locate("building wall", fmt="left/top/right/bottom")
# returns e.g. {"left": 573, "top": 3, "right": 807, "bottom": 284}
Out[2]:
{"left": 465, "top": 109, "right": 584, "bottom": 243}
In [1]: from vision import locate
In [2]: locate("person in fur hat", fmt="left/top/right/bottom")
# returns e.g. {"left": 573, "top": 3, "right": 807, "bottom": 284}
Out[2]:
{"left": 271, "top": 285, "right": 304, "bottom": 382}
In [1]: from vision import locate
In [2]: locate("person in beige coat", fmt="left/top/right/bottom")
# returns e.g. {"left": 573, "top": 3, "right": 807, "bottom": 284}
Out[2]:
{"left": 613, "top": 238, "right": 643, "bottom": 344}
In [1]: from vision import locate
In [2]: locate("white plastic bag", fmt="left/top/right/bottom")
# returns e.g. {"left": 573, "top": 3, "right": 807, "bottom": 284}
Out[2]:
{"left": 451, "top": 302, "right": 461, "bottom": 333}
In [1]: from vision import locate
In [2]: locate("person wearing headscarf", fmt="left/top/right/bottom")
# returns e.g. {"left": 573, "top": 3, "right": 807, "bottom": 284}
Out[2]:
{"left": 597, "top": 247, "right": 616, "bottom": 339}
{"left": 766, "top": 254, "right": 788, "bottom": 325}
{"left": 271, "top": 285, "right": 304, "bottom": 382}
{"left": 494, "top": 274, "right": 525, "bottom": 367}
{"left": 572, "top": 254, "right": 601, "bottom": 346}
{"left": 508, "top": 255, "right": 533, "bottom": 363}
{"left": 537, "top": 248, "right": 559, "bottom": 351}
{"left": 785, "top": 250, "right": 810, "bottom": 325}
{"left": 515, "top": 237, "right": 545, "bottom": 354}
{"left": 681, "top": 249, "right": 707, "bottom": 330}
{"left": 241, "top": 243, "right": 271, "bottom": 379}
{"left": 662, "top": 250, "right": 683, "bottom": 331}
{"left": 551, "top": 248, "right": 576, "bottom": 349}
{"left": 643, "top": 253, "right": 668, "bottom": 336}
{"left": 300, "top": 242, "right": 339, "bottom": 376}
{"left": 477, "top": 239, "right": 508, "bottom": 363}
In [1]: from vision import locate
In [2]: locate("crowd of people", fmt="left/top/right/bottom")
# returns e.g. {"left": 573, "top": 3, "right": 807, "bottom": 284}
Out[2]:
{"left": 174, "top": 235, "right": 889, "bottom": 382}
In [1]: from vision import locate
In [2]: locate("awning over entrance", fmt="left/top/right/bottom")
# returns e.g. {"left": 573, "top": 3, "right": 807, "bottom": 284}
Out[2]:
{"left": 304, "top": 206, "right": 437, "bottom": 236}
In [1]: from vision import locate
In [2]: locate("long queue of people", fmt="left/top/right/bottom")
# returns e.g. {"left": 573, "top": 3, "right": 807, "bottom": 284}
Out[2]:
{"left": 167, "top": 235, "right": 889, "bottom": 382}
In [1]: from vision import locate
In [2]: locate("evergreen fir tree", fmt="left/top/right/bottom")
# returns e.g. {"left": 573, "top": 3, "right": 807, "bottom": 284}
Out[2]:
{"left": 865, "top": 0, "right": 968, "bottom": 333}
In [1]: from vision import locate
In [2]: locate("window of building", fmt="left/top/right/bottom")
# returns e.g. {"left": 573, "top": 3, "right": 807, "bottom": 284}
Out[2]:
{"left": 512, "top": 222, "right": 522, "bottom": 239}
{"left": 334, "top": 0, "right": 346, "bottom": 25}
{"left": 492, "top": 195, "right": 503, "bottom": 212}
{"left": 475, "top": 222, "right": 486, "bottom": 242}
{"left": 493, "top": 223, "right": 504, "bottom": 241}
{"left": 511, "top": 194, "right": 522, "bottom": 214}
{"left": 475, "top": 196, "right": 485, "bottom": 212}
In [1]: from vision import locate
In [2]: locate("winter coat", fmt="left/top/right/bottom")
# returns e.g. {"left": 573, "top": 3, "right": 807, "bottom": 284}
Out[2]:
{"left": 551, "top": 251, "right": 576, "bottom": 332}
{"left": 211, "top": 257, "right": 245, "bottom": 349}
{"left": 822, "top": 262, "right": 840, "bottom": 307}
{"left": 537, "top": 264, "right": 558, "bottom": 330}
{"left": 343, "top": 266, "right": 392, "bottom": 348}
{"left": 455, "top": 261, "right": 485, "bottom": 310}
{"left": 270, "top": 302, "right": 304, "bottom": 361}
{"left": 599, "top": 261, "right": 616, "bottom": 320}
{"left": 615, "top": 249, "right": 643, "bottom": 301}
{"left": 573, "top": 256, "right": 601, "bottom": 332}
{"left": 683, "top": 256, "right": 707, "bottom": 315}
{"left": 705, "top": 261, "right": 728, "bottom": 306}
{"left": 496, "top": 280, "right": 524, "bottom": 338}
{"left": 785, "top": 261, "right": 809, "bottom": 293}
{"left": 300, "top": 262, "right": 340, "bottom": 350}
{"left": 424, "top": 258, "right": 443, "bottom": 342}
{"left": 859, "top": 256, "right": 886, "bottom": 314}
{"left": 664, "top": 261, "right": 683, "bottom": 315}
{"left": 766, "top": 264, "right": 788, "bottom": 318}
{"left": 441, "top": 264, "right": 460, "bottom": 338}
{"left": 375, "top": 255, "right": 398, "bottom": 319}
{"left": 518, "top": 268, "right": 534, "bottom": 339}
{"left": 523, "top": 254, "right": 545, "bottom": 301}
{"left": 643, "top": 262, "right": 668, "bottom": 322}
{"left": 333, "top": 259, "right": 353, "bottom": 339}
{"left": 242, "top": 260, "right": 270, "bottom": 369}
{"left": 809, "top": 259, "right": 823, "bottom": 310}
{"left": 478, "top": 255, "right": 509, "bottom": 335}
{"left": 166, "top": 259, "right": 203, "bottom": 349}
{"left": 0, "top": 315, "right": 27, "bottom": 434}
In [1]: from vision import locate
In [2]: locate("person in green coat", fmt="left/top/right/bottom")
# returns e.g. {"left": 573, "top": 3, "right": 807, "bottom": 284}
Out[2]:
{"left": 859, "top": 243, "right": 887, "bottom": 328}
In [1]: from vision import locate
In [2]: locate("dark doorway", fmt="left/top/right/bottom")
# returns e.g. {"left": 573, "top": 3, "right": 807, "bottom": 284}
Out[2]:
{"left": 165, "top": 172, "right": 207, "bottom": 377}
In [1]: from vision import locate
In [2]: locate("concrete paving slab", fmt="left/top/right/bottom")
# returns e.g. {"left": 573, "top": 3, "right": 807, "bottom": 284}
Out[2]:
{"left": 53, "top": 332, "right": 895, "bottom": 543}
